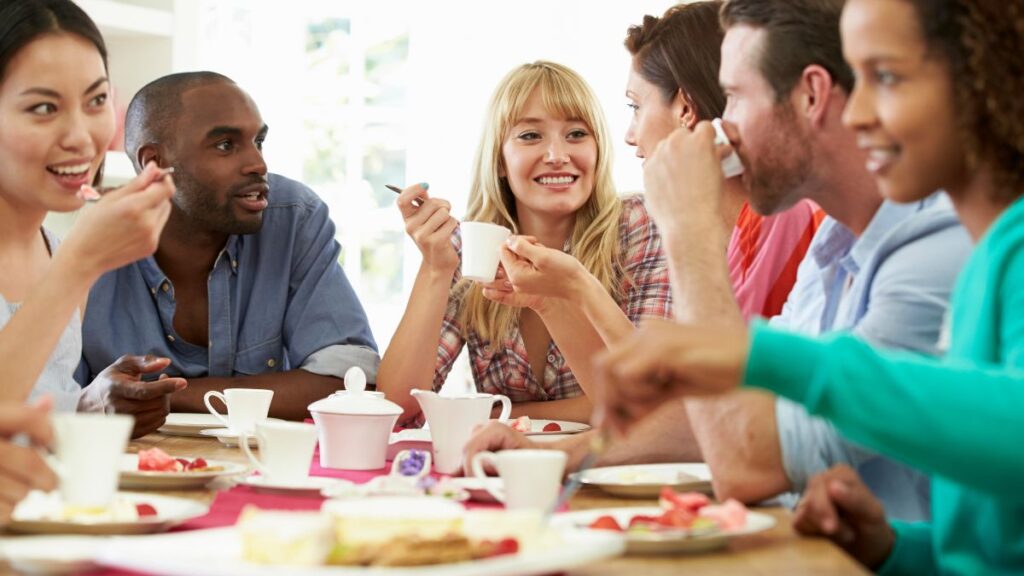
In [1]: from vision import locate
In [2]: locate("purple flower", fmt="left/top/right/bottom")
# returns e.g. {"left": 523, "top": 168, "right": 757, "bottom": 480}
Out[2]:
{"left": 398, "top": 449, "right": 427, "bottom": 476}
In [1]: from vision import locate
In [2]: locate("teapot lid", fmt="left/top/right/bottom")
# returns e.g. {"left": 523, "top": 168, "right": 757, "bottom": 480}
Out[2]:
{"left": 308, "top": 367, "right": 402, "bottom": 416}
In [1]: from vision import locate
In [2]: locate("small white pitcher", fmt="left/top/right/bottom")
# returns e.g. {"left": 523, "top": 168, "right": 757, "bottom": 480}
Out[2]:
{"left": 410, "top": 389, "right": 511, "bottom": 474}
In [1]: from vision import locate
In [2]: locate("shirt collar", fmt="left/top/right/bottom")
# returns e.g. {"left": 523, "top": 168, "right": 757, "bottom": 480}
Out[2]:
{"left": 137, "top": 234, "right": 243, "bottom": 290}
{"left": 810, "top": 200, "right": 921, "bottom": 273}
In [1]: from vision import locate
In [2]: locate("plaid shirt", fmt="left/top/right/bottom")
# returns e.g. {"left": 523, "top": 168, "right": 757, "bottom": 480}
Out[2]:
{"left": 432, "top": 195, "right": 672, "bottom": 403}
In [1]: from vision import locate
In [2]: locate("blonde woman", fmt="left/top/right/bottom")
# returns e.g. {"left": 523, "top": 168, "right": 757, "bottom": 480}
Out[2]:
{"left": 378, "top": 61, "right": 671, "bottom": 424}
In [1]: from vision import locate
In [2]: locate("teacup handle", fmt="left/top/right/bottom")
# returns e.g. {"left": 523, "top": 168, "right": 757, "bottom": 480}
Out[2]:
{"left": 239, "top": 430, "right": 269, "bottom": 476}
{"left": 203, "top": 391, "right": 231, "bottom": 429}
{"left": 491, "top": 394, "right": 512, "bottom": 422}
{"left": 470, "top": 451, "right": 506, "bottom": 503}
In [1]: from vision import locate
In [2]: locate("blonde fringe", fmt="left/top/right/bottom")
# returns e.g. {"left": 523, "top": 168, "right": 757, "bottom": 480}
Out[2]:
{"left": 458, "top": 61, "right": 624, "bottom": 342}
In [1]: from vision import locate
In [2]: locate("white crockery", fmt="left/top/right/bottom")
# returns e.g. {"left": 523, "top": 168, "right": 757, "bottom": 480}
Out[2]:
{"left": 460, "top": 221, "right": 512, "bottom": 282}
{"left": 308, "top": 367, "right": 402, "bottom": 470}
{"left": 471, "top": 449, "right": 566, "bottom": 511}
{"left": 411, "top": 389, "right": 511, "bottom": 474}
{"left": 202, "top": 388, "right": 273, "bottom": 434}
{"left": 239, "top": 420, "right": 318, "bottom": 484}
{"left": 51, "top": 413, "right": 133, "bottom": 508}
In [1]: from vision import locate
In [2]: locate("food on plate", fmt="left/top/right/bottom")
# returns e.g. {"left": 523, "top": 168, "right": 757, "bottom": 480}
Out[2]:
{"left": 237, "top": 502, "right": 544, "bottom": 567}
{"left": 507, "top": 415, "right": 532, "bottom": 433}
{"left": 12, "top": 490, "right": 157, "bottom": 523}
{"left": 136, "top": 448, "right": 224, "bottom": 473}
{"left": 542, "top": 422, "right": 562, "bottom": 432}
{"left": 586, "top": 488, "right": 748, "bottom": 535}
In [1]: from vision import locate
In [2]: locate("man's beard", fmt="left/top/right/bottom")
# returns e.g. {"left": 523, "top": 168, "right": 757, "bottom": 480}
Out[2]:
{"left": 172, "top": 168, "right": 265, "bottom": 235}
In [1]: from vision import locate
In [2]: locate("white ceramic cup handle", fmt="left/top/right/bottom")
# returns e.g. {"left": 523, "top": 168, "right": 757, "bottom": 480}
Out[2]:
{"left": 203, "top": 391, "right": 231, "bottom": 428}
{"left": 239, "top": 431, "right": 268, "bottom": 475}
{"left": 492, "top": 395, "right": 512, "bottom": 422}
{"left": 470, "top": 451, "right": 505, "bottom": 502}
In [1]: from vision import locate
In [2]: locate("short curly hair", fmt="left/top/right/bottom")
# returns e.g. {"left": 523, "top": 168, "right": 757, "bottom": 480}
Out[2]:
{"left": 910, "top": 0, "right": 1024, "bottom": 203}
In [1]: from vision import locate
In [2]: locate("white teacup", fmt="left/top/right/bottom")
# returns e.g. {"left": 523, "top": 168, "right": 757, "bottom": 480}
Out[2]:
{"left": 240, "top": 420, "right": 318, "bottom": 484}
{"left": 51, "top": 413, "right": 133, "bottom": 508}
{"left": 471, "top": 449, "right": 567, "bottom": 511}
{"left": 460, "top": 222, "right": 512, "bottom": 282}
{"left": 203, "top": 388, "right": 273, "bottom": 434}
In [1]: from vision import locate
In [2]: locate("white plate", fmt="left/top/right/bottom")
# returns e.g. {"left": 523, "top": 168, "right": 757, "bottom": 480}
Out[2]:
{"left": 524, "top": 419, "right": 590, "bottom": 436}
{"left": 574, "top": 464, "right": 712, "bottom": 498}
{"left": 0, "top": 535, "right": 105, "bottom": 575}
{"left": 158, "top": 413, "right": 225, "bottom": 437}
{"left": 445, "top": 477, "right": 503, "bottom": 503}
{"left": 199, "top": 427, "right": 259, "bottom": 447}
{"left": 119, "top": 454, "right": 248, "bottom": 490}
{"left": 239, "top": 474, "right": 343, "bottom": 496}
{"left": 386, "top": 428, "right": 432, "bottom": 460}
{"left": 8, "top": 492, "right": 209, "bottom": 536}
{"left": 551, "top": 507, "right": 776, "bottom": 554}
{"left": 96, "top": 524, "right": 625, "bottom": 576}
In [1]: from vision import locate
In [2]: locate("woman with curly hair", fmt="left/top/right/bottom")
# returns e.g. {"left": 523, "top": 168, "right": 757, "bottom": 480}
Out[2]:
{"left": 378, "top": 61, "right": 672, "bottom": 424}
{"left": 590, "top": 0, "right": 1024, "bottom": 572}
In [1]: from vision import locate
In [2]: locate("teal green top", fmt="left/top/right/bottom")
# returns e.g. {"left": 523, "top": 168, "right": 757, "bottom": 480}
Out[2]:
{"left": 744, "top": 195, "right": 1024, "bottom": 575}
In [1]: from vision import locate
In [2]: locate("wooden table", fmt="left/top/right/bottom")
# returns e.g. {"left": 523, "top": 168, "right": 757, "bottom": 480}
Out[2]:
{"left": 1, "top": 433, "right": 869, "bottom": 576}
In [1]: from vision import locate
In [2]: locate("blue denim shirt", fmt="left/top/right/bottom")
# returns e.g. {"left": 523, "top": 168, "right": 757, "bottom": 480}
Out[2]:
{"left": 770, "top": 193, "right": 971, "bottom": 522}
{"left": 75, "top": 173, "right": 379, "bottom": 385}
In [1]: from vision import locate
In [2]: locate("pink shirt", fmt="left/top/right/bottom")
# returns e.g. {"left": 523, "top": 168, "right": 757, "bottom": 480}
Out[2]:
{"left": 728, "top": 200, "right": 824, "bottom": 320}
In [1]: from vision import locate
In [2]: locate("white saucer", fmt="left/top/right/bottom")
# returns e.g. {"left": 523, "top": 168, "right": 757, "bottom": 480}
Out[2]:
{"left": 198, "top": 427, "right": 258, "bottom": 447}
{"left": 446, "top": 476, "right": 504, "bottom": 503}
{"left": 238, "top": 474, "right": 342, "bottom": 495}
{"left": 158, "top": 413, "right": 224, "bottom": 437}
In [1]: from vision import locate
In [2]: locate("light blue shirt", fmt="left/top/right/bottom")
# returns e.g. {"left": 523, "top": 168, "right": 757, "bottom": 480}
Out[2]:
{"left": 75, "top": 174, "right": 379, "bottom": 385}
{"left": 771, "top": 193, "right": 971, "bottom": 521}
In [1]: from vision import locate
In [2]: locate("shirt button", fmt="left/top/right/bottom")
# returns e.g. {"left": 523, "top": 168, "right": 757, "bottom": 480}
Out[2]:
{"left": 167, "top": 334, "right": 175, "bottom": 342}
{"left": 547, "top": 354, "right": 556, "bottom": 363}
{"left": 149, "top": 287, "right": 156, "bottom": 295}
{"left": 231, "top": 260, "right": 238, "bottom": 269}
{"left": 267, "top": 358, "right": 276, "bottom": 368}
{"left": 161, "top": 282, "right": 170, "bottom": 293}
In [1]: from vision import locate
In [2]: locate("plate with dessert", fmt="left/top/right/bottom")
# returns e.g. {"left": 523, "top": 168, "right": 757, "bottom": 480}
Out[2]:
{"left": 574, "top": 463, "right": 713, "bottom": 498}
{"left": 120, "top": 448, "right": 248, "bottom": 490}
{"left": 505, "top": 416, "right": 590, "bottom": 436}
{"left": 96, "top": 497, "right": 626, "bottom": 575}
{"left": 9, "top": 491, "right": 209, "bottom": 536}
{"left": 551, "top": 488, "right": 776, "bottom": 554}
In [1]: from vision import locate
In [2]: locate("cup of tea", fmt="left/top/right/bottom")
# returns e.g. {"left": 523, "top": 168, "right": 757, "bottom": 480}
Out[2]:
{"left": 470, "top": 449, "right": 567, "bottom": 511}
{"left": 50, "top": 413, "right": 133, "bottom": 508}
{"left": 240, "top": 420, "right": 318, "bottom": 484}
{"left": 460, "top": 222, "right": 512, "bottom": 282}
{"left": 203, "top": 388, "right": 273, "bottom": 434}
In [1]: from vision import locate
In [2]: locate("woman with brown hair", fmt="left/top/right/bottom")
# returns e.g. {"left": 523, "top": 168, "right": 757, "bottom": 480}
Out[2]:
{"left": 622, "top": 1, "right": 822, "bottom": 320}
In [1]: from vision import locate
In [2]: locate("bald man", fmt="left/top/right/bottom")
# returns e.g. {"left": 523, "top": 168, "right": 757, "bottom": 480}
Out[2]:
{"left": 76, "top": 72, "right": 379, "bottom": 420}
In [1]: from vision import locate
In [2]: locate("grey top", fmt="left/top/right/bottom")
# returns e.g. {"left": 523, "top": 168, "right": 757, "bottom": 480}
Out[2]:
{"left": 0, "top": 229, "right": 83, "bottom": 411}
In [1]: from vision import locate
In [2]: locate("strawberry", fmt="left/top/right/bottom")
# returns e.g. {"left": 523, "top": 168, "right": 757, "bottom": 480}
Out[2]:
{"left": 628, "top": 514, "right": 661, "bottom": 528}
{"left": 542, "top": 422, "right": 562, "bottom": 432}
{"left": 138, "top": 448, "right": 182, "bottom": 472}
{"left": 491, "top": 538, "right": 519, "bottom": 556}
{"left": 135, "top": 503, "right": 158, "bottom": 517}
{"left": 589, "top": 515, "right": 623, "bottom": 531}
{"left": 185, "top": 458, "right": 209, "bottom": 471}
{"left": 659, "top": 487, "right": 710, "bottom": 513}
{"left": 656, "top": 507, "right": 697, "bottom": 529}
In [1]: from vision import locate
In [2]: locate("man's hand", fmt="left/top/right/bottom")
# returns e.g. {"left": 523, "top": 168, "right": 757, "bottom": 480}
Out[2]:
{"left": 793, "top": 465, "right": 895, "bottom": 570}
{"left": 461, "top": 421, "right": 542, "bottom": 475}
{"left": 642, "top": 122, "right": 728, "bottom": 242}
{"left": 593, "top": 319, "right": 748, "bottom": 434}
{"left": 0, "top": 398, "right": 58, "bottom": 525}
{"left": 80, "top": 355, "right": 188, "bottom": 438}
